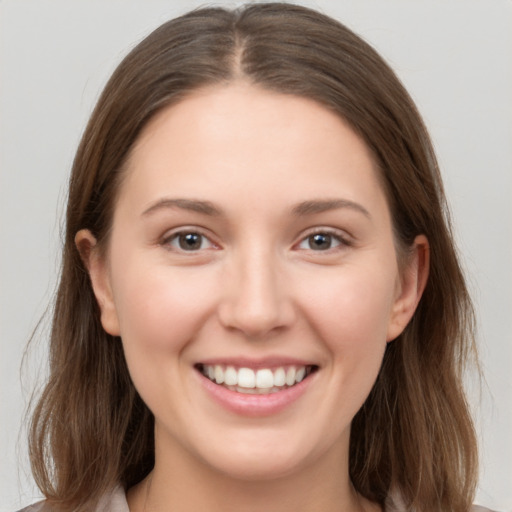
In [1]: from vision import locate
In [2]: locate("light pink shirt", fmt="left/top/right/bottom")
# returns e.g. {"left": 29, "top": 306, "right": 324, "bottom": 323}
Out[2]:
{"left": 17, "top": 486, "right": 497, "bottom": 512}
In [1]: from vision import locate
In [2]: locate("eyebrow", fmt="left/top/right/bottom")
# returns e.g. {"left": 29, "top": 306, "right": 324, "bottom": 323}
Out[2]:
{"left": 141, "top": 197, "right": 371, "bottom": 219}
{"left": 291, "top": 199, "right": 371, "bottom": 218}
{"left": 142, "top": 198, "right": 222, "bottom": 217}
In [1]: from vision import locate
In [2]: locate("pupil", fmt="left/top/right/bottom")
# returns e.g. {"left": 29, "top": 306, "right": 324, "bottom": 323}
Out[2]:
{"left": 310, "top": 233, "right": 331, "bottom": 250}
{"left": 179, "top": 233, "right": 201, "bottom": 250}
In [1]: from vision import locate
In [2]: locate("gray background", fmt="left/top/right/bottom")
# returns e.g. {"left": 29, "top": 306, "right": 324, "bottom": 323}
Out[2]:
{"left": 1, "top": 1, "right": 511, "bottom": 510}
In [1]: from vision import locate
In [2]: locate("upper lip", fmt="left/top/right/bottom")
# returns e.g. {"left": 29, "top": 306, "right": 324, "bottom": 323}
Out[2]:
{"left": 196, "top": 356, "right": 319, "bottom": 370}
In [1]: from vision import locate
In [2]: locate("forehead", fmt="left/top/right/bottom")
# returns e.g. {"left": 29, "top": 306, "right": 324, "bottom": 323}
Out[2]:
{"left": 118, "top": 82, "right": 387, "bottom": 218}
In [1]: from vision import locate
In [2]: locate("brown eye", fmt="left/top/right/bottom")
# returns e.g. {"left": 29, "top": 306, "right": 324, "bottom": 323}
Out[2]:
{"left": 298, "top": 232, "right": 343, "bottom": 251}
{"left": 179, "top": 233, "right": 202, "bottom": 250}
{"left": 309, "top": 233, "right": 332, "bottom": 250}
{"left": 167, "top": 232, "right": 214, "bottom": 251}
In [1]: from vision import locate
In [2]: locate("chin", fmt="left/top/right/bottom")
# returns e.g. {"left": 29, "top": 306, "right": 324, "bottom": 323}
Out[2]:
{"left": 194, "top": 429, "right": 326, "bottom": 482}
{"left": 208, "top": 453, "right": 308, "bottom": 482}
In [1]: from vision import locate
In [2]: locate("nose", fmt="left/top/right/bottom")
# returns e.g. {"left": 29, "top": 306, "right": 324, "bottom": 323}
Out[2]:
{"left": 217, "top": 247, "right": 296, "bottom": 340}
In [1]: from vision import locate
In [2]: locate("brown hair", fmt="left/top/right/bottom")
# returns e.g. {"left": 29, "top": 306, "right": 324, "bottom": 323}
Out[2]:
{"left": 29, "top": 3, "right": 478, "bottom": 511}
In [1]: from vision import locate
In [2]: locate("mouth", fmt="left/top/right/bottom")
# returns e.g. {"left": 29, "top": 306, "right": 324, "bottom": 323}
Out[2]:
{"left": 195, "top": 363, "right": 319, "bottom": 395}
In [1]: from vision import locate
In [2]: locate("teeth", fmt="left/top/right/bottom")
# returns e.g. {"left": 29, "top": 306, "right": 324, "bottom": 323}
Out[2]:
{"left": 214, "top": 365, "right": 224, "bottom": 384}
{"left": 238, "top": 368, "right": 256, "bottom": 388}
{"left": 200, "top": 364, "right": 314, "bottom": 393}
{"left": 255, "top": 369, "right": 273, "bottom": 388}
{"left": 274, "top": 367, "right": 285, "bottom": 386}
{"left": 224, "top": 366, "right": 238, "bottom": 386}
{"left": 285, "top": 367, "right": 296, "bottom": 386}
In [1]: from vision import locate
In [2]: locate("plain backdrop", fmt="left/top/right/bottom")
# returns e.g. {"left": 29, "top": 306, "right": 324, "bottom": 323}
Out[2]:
{"left": 1, "top": 1, "right": 511, "bottom": 510}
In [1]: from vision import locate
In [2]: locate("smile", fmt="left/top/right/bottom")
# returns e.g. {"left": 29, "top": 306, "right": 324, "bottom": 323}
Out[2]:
{"left": 196, "top": 364, "right": 318, "bottom": 395}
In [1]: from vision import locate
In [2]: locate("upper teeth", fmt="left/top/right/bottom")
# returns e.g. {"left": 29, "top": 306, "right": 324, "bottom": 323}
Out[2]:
{"left": 201, "top": 365, "right": 310, "bottom": 391}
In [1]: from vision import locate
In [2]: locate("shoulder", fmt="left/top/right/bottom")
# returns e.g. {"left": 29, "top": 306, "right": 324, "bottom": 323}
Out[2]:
{"left": 386, "top": 505, "right": 498, "bottom": 512}
{"left": 16, "top": 503, "right": 45, "bottom": 512}
{"left": 16, "top": 485, "right": 129, "bottom": 512}
{"left": 17, "top": 491, "right": 499, "bottom": 512}
{"left": 16, "top": 503, "right": 48, "bottom": 512}
{"left": 385, "top": 494, "right": 499, "bottom": 512}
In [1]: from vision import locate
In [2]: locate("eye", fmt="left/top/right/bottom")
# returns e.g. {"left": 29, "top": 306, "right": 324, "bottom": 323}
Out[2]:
{"left": 297, "top": 231, "right": 346, "bottom": 251}
{"left": 164, "top": 231, "right": 215, "bottom": 252}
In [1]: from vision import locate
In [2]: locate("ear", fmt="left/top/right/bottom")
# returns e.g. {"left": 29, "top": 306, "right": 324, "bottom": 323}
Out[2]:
{"left": 386, "top": 235, "right": 429, "bottom": 342}
{"left": 75, "top": 229, "right": 120, "bottom": 336}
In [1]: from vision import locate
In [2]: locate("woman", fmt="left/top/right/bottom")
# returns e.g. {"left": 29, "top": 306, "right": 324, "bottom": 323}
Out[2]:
{"left": 20, "top": 3, "right": 489, "bottom": 511}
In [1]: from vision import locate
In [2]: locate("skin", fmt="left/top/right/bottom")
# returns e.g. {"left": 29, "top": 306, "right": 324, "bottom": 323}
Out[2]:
{"left": 77, "top": 83, "right": 429, "bottom": 512}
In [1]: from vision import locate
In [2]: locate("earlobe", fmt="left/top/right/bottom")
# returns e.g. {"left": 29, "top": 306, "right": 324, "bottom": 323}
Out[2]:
{"left": 75, "top": 229, "right": 121, "bottom": 336}
{"left": 386, "top": 235, "right": 430, "bottom": 342}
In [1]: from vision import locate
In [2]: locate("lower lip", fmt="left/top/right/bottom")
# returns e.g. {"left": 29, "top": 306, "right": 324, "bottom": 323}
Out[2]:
{"left": 195, "top": 370, "right": 315, "bottom": 417}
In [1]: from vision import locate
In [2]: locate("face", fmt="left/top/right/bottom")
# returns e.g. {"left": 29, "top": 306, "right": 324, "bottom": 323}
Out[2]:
{"left": 81, "top": 83, "right": 426, "bottom": 482}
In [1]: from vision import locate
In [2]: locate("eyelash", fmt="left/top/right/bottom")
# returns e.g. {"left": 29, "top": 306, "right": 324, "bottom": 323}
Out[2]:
{"left": 160, "top": 227, "right": 351, "bottom": 253}
{"left": 161, "top": 228, "right": 217, "bottom": 253}
{"left": 295, "top": 228, "right": 351, "bottom": 253}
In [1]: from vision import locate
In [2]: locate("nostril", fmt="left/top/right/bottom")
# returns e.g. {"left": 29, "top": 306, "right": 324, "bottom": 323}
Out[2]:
{"left": 216, "top": 272, "right": 296, "bottom": 338}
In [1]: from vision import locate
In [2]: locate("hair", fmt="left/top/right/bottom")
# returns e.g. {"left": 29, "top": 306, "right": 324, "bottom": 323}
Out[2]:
{"left": 28, "top": 3, "right": 478, "bottom": 511}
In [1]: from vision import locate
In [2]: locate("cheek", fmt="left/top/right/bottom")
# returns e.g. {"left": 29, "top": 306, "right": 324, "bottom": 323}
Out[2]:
{"left": 298, "top": 262, "right": 397, "bottom": 349}
{"left": 298, "top": 260, "right": 396, "bottom": 392}
{"left": 297, "top": 265, "right": 395, "bottom": 422}
{"left": 110, "top": 257, "right": 218, "bottom": 358}
{"left": 109, "top": 258, "right": 223, "bottom": 417}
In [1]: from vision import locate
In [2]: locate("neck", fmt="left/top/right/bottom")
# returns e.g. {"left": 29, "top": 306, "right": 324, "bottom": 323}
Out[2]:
{"left": 128, "top": 431, "right": 380, "bottom": 512}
